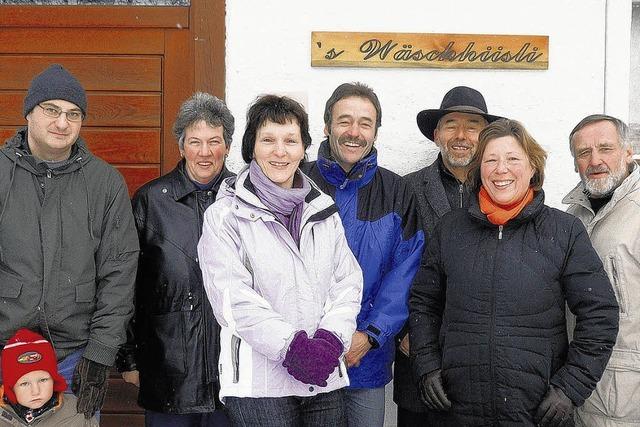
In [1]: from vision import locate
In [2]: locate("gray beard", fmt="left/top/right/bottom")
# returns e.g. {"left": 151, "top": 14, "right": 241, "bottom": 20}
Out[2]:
{"left": 581, "top": 160, "right": 629, "bottom": 198}
{"left": 443, "top": 151, "right": 473, "bottom": 168}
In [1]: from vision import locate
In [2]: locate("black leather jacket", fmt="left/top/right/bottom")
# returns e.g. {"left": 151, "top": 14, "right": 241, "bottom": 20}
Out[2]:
{"left": 117, "top": 161, "right": 234, "bottom": 414}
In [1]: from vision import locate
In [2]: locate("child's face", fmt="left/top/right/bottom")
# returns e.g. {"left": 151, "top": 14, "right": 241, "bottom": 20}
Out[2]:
{"left": 13, "top": 370, "right": 54, "bottom": 409}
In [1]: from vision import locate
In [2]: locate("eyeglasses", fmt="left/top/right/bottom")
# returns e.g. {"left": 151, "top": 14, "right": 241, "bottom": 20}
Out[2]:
{"left": 38, "top": 104, "right": 84, "bottom": 122}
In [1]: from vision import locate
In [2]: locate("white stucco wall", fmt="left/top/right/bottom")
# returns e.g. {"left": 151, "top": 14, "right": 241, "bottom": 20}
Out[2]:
{"left": 225, "top": 0, "right": 632, "bottom": 209}
{"left": 223, "top": 2, "right": 632, "bottom": 425}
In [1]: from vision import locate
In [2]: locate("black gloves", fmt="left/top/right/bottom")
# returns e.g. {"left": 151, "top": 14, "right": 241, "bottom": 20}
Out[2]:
{"left": 419, "top": 369, "right": 451, "bottom": 411}
{"left": 535, "top": 385, "right": 574, "bottom": 427}
{"left": 71, "top": 357, "right": 110, "bottom": 419}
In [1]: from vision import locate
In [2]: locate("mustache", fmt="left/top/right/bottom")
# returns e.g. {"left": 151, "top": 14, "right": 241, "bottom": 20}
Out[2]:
{"left": 337, "top": 135, "right": 368, "bottom": 147}
{"left": 586, "top": 165, "right": 610, "bottom": 175}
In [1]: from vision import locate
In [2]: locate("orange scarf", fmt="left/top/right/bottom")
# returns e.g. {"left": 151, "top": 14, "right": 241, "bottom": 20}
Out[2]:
{"left": 478, "top": 186, "right": 534, "bottom": 225}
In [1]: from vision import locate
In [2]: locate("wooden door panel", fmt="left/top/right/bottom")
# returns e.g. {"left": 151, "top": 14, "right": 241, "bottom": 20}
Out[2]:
{"left": 83, "top": 129, "right": 161, "bottom": 163}
{"left": 0, "top": 55, "right": 162, "bottom": 91}
{"left": 0, "top": 128, "right": 16, "bottom": 143}
{"left": 0, "top": 28, "right": 165, "bottom": 54}
{"left": 101, "top": 414, "right": 144, "bottom": 427}
{"left": 0, "top": 92, "right": 161, "bottom": 127}
{"left": 103, "top": 377, "right": 141, "bottom": 413}
{"left": 117, "top": 165, "right": 161, "bottom": 197}
{"left": 162, "top": 29, "right": 192, "bottom": 172}
{"left": 85, "top": 93, "right": 162, "bottom": 127}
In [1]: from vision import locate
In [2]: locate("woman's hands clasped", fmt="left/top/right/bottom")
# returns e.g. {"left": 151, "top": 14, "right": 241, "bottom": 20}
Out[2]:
{"left": 282, "top": 329, "right": 343, "bottom": 387}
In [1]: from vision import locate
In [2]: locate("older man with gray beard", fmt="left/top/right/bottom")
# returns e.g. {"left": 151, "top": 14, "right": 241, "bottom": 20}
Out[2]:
{"left": 562, "top": 114, "right": 637, "bottom": 427}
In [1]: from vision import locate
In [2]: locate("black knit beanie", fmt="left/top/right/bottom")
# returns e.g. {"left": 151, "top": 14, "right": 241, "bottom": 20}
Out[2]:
{"left": 23, "top": 64, "right": 87, "bottom": 118}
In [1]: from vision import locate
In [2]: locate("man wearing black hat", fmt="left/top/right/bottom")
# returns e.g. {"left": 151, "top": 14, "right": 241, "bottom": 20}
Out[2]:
{"left": 394, "top": 86, "right": 501, "bottom": 426}
{"left": 0, "top": 64, "right": 139, "bottom": 419}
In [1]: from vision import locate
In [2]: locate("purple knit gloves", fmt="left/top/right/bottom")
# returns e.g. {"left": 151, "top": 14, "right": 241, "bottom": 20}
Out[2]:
{"left": 282, "top": 329, "right": 344, "bottom": 387}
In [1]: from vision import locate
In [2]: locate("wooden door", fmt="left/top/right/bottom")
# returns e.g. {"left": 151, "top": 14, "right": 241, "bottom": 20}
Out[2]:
{"left": 0, "top": 0, "right": 225, "bottom": 197}
{"left": 0, "top": 2, "right": 224, "bottom": 425}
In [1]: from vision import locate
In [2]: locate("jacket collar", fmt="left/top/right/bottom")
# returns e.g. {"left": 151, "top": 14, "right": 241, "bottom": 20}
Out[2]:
{"left": 469, "top": 187, "right": 545, "bottom": 226}
{"left": 315, "top": 139, "right": 377, "bottom": 189}
{"left": 418, "top": 155, "right": 456, "bottom": 218}
{"left": 0, "top": 392, "right": 61, "bottom": 426}
{"left": 170, "top": 159, "right": 233, "bottom": 201}
{"left": 223, "top": 165, "right": 336, "bottom": 224}
{"left": 562, "top": 163, "right": 640, "bottom": 217}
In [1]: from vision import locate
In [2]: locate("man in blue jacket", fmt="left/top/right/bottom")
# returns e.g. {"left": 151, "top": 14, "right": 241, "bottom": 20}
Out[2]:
{"left": 304, "top": 82, "right": 424, "bottom": 426}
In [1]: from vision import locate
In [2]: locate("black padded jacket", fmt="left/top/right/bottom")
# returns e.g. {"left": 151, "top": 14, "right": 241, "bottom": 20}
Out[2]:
{"left": 409, "top": 190, "right": 619, "bottom": 426}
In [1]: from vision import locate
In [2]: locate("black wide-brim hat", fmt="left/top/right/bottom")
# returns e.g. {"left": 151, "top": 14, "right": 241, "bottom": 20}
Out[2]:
{"left": 417, "top": 86, "right": 503, "bottom": 141}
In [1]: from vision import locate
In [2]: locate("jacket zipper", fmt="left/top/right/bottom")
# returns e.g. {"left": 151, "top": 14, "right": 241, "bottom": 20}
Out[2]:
{"left": 490, "top": 225, "right": 503, "bottom": 418}
{"left": 458, "top": 184, "right": 464, "bottom": 208}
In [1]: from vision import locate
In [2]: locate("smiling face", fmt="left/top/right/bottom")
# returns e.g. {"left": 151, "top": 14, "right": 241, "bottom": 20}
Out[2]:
{"left": 324, "top": 96, "right": 377, "bottom": 173}
{"left": 434, "top": 112, "right": 487, "bottom": 177}
{"left": 26, "top": 99, "right": 82, "bottom": 161}
{"left": 572, "top": 120, "right": 633, "bottom": 198}
{"left": 181, "top": 120, "right": 229, "bottom": 184}
{"left": 480, "top": 135, "right": 535, "bottom": 206}
{"left": 253, "top": 119, "right": 305, "bottom": 188}
{"left": 13, "top": 370, "right": 54, "bottom": 410}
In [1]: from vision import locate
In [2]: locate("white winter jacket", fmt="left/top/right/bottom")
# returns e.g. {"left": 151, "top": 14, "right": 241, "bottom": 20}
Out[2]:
{"left": 563, "top": 164, "right": 640, "bottom": 426}
{"left": 198, "top": 167, "right": 363, "bottom": 400}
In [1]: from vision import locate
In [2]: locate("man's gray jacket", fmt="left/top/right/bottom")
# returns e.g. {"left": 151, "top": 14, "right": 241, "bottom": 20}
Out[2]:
{"left": 563, "top": 164, "right": 640, "bottom": 426}
{"left": 0, "top": 128, "right": 139, "bottom": 366}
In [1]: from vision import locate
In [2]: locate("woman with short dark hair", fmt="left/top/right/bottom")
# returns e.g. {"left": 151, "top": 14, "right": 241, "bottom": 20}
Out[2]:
{"left": 198, "top": 94, "right": 363, "bottom": 426}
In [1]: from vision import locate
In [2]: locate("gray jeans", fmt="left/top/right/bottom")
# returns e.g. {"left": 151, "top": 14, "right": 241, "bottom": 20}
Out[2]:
{"left": 225, "top": 389, "right": 345, "bottom": 427}
{"left": 343, "top": 387, "right": 385, "bottom": 427}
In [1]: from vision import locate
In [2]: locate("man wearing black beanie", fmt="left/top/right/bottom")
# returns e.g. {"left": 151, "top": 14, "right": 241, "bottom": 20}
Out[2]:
{"left": 0, "top": 64, "right": 139, "bottom": 420}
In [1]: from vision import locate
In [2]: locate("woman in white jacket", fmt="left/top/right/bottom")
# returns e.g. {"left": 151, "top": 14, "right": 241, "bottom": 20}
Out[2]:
{"left": 198, "top": 95, "right": 363, "bottom": 426}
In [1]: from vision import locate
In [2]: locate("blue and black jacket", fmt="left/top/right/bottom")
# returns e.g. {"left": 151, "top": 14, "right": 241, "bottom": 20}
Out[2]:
{"left": 304, "top": 140, "right": 424, "bottom": 388}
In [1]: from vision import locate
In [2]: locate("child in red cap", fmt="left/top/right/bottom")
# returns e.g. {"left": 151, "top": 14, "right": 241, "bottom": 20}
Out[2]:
{"left": 0, "top": 329, "right": 97, "bottom": 426}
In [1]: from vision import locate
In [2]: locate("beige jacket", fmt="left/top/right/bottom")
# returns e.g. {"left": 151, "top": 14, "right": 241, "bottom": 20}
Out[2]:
{"left": 0, "top": 393, "right": 98, "bottom": 427}
{"left": 563, "top": 164, "right": 640, "bottom": 426}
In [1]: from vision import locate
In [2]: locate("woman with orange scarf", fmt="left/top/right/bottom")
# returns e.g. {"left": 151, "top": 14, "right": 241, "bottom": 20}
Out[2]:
{"left": 409, "top": 119, "right": 619, "bottom": 426}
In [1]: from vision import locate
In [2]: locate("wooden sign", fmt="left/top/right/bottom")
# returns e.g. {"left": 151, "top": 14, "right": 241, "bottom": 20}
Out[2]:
{"left": 311, "top": 32, "right": 548, "bottom": 70}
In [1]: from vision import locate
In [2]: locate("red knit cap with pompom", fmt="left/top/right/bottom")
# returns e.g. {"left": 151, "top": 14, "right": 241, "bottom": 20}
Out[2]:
{"left": 1, "top": 329, "right": 67, "bottom": 404}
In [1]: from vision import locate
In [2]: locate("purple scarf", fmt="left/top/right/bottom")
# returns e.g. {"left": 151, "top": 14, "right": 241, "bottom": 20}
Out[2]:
{"left": 249, "top": 160, "right": 311, "bottom": 246}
